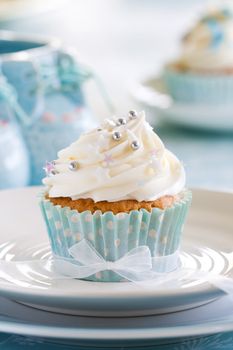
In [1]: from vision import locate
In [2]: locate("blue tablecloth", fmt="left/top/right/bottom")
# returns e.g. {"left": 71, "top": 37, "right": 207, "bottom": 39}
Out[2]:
{"left": 1, "top": 332, "right": 233, "bottom": 349}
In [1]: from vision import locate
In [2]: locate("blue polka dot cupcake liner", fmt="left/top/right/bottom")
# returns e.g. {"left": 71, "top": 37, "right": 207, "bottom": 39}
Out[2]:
{"left": 163, "top": 68, "right": 233, "bottom": 104}
{"left": 39, "top": 190, "right": 192, "bottom": 282}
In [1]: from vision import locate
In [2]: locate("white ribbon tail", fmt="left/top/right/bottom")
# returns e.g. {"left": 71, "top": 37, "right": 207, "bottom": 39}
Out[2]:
{"left": 184, "top": 270, "right": 233, "bottom": 295}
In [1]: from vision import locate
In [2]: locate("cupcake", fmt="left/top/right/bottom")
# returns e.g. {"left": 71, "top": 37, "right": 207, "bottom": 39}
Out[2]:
{"left": 39, "top": 110, "right": 191, "bottom": 282}
{"left": 164, "top": 7, "right": 233, "bottom": 104}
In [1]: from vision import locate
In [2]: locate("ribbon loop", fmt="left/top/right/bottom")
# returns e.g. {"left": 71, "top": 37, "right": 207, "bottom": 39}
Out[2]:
{"left": 68, "top": 240, "right": 105, "bottom": 265}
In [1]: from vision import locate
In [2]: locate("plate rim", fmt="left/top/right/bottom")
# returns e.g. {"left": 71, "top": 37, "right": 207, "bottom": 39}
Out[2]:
{"left": 0, "top": 307, "right": 232, "bottom": 340}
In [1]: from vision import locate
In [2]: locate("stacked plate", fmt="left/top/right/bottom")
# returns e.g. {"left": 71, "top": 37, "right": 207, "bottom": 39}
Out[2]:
{"left": 0, "top": 187, "right": 232, "bottom": 347}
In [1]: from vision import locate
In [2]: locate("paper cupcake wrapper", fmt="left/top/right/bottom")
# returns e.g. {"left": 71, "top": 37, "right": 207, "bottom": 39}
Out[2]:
{"left": 39, "top": 190, "right": 192, "bottom": 282}
{"left": 163, "top": 69, "right": 233, "bottom": 104}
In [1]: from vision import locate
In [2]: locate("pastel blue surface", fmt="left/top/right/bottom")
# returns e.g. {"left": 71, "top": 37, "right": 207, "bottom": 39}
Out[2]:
{"left": 156, "top": 125, "right": 233, "bottom": 191}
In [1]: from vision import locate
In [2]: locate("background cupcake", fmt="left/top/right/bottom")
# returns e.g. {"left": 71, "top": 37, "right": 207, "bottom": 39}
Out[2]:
{"left": 40, "top": 110, "right": 191, "bottom": 282}
{"left": 163, "top": 7, "right": 233, "bottom": 104}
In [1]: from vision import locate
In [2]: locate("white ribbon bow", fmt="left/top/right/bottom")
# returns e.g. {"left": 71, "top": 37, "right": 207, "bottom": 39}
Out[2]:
{"left": 54, "top": 239, "right": 158, "bottom": 282}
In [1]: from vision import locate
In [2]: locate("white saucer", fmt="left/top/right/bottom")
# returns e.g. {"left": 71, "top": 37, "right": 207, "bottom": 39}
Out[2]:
{"left": 0, "top": 187, "right": 232, "bottom": 317}
{"left": 131, "top": 77, "right": 233, "bottom": 131}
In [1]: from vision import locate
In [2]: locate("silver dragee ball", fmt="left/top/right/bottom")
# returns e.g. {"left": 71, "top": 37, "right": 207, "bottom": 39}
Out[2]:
{"left": 69, "top": 161, "right": 79, "bottom": 171}
{"left": 128, "top": 110, "right": 138, "bottom": 119}
{"left": 112, "top": 131, "right": 122, "bottom": 141}
{"left": 116, "top": 117, "right": 127, "bottom": 126}
{"left": 131, "top": 140, "right": 140, "bottom": 150}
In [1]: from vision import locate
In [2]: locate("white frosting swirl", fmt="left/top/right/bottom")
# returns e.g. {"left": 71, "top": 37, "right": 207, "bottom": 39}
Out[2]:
{"left": 43, "top": 111, "right": 185, "bottom": 202}
{"left": 178, "top": 8, "right": 233, "bottom": 71}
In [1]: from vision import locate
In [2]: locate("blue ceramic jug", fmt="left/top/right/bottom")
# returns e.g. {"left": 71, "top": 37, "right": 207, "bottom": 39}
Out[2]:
{"left": 0, "top": 34, "right": 109, "bottom": 184}
{"left": 0, "top": 76, "right": 30, "bottom": 188}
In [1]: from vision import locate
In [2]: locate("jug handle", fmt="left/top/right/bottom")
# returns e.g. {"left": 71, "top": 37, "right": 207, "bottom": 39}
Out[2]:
{"left": 0, "top": 75, "right": 31, "bottom": 126}
{"left": 56, "top": 49, "right": 116, "bottom": 115}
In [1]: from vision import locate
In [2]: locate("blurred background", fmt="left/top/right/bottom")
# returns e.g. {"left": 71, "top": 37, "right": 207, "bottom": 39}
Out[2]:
{"left": 0, "top": 0, "right": 232, "bottom": 191}
{"left": 0, "top": 0, "right": 211, "bottom": 113}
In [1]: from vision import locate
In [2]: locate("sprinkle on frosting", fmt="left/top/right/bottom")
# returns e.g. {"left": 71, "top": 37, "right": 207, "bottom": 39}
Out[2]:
{"left": 43, "top": 111, "right": 185, "bottom": 202}
{"left": 43, "top": 161, "right": 57, "bottom": 176}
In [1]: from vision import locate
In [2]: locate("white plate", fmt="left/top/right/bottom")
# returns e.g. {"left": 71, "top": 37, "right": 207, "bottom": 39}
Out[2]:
{"left": 0, "top": 294, "right": 233, "bottom": 345}
{"left": 131, "top": 77, "right": 233, "bottom": 131}
{"left": 0, "top": 187, "right": 232, "bottom": 317}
